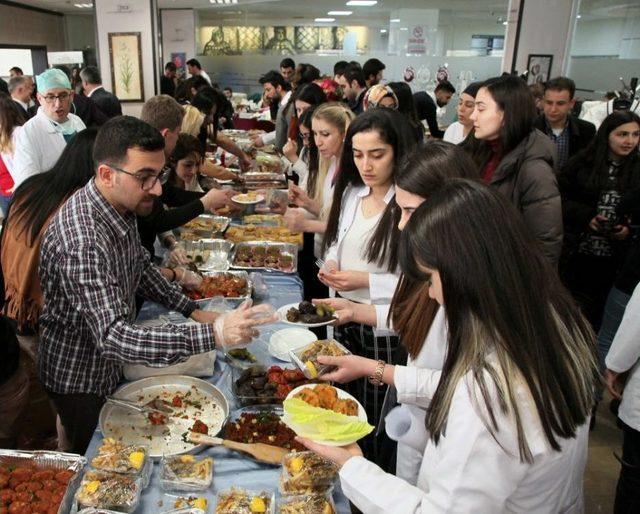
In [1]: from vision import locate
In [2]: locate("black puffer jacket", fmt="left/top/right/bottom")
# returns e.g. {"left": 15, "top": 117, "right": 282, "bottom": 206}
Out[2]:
{"left": 489, "top": 129, "right": 562, "bottom": 264}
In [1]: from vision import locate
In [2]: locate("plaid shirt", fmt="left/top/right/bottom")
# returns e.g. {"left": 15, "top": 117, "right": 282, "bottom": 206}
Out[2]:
{"left": 545, "top": 118, "right": 571, "bottom": 170}
{"left": 38, "top": 179, "right": 214, "bottom": 396}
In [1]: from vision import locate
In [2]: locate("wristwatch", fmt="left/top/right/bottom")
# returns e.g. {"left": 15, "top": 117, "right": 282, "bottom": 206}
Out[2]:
{"left": 368, "top": 359, "right": 386, "bottom": 386}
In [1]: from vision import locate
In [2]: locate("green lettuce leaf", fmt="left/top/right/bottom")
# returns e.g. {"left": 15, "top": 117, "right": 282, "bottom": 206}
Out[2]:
{"left": 283, "top": 398, "right": 374, "bottom": 442}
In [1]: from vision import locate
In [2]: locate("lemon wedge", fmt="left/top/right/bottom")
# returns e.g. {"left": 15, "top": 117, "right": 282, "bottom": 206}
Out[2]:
{"left": 85, "top": 480, "right": 101, "bottom": 494}
{"left": 305, "top": 361, "right": 318, "bottom": 378}
{"left": 180, "top": 455, "right": 195, "bottom": 463}
{"left": 250, "top": 496, "right": 267, "bottom": 513}
{"left": 128, "top": 451, "right": 145, "bottom": 469}
{"left": 193, "top": 498, "right": 207, "bottom": 510}
{"left": 289, "top": 456, "right": 304, "bottom": 473}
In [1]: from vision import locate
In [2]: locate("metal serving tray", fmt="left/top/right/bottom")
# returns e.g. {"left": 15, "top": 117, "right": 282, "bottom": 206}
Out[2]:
{"left": 194, "top": 270, "right": 252, "bottom": 303}
{"left": 0, "top": 449, "right": 86, "bottom": 514}
{"left": 98, "top": 375, "right": 229, "bottom": 458}
{"left": 176, "top": 215, "right": 231, "bottom": 241}
{"left": 231, "top": 241, "right": 298, "bottom": 274}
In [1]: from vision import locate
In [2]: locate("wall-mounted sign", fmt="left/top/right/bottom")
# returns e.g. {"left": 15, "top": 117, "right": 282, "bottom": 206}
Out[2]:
{"left": 407, "top": 25, "right": 427, "bottom": 55}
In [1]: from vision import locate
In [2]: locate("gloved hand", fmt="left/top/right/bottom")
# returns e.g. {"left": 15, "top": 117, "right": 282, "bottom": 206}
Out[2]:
{"left": 174, "top": 267, "right": 203, "bottom": 290}
{"left": 169, "top": 244, "right": 189, "bottom": 266}
{"left": 213, "top": 300, "right": 278, "bottom": 347}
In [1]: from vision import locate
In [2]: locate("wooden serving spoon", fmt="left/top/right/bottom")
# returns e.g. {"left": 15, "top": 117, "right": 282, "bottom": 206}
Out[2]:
{"left": 188, "top": 432, "right": 288, "bottom": 465}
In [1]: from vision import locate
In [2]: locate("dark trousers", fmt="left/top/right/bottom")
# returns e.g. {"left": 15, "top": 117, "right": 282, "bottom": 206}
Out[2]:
{"left": 333, "top": 321, "right": 398, "bottom": 472}
{"left": 46, "top": 389, "right": 105, "bottom": 455}
{"left": 615, "top": 421, "right": 640, "bottom": 514}
{"left": 563, "top": 253, "right": 617, "bottom": 331}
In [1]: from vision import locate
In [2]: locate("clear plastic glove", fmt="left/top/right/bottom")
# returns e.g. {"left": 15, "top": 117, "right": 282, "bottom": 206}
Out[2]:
{"left": 169, "top": 244, "right": 189, "bottom": 266}
{"left": 175, "top": 268, "right": 203, "bottom": 290}
{"left": 213, "top": 300, "right": 278, "bottom": 347}
{"left": 201, "top": 188, "right": 235, "bottom": 212}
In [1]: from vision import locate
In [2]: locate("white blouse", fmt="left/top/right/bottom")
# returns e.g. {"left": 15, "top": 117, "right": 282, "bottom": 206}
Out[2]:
{"left": 605, "top": 282, "right": 640, "bottom": 432}
{"left": 324, "top": 184, "right": 399, "bottom": 303}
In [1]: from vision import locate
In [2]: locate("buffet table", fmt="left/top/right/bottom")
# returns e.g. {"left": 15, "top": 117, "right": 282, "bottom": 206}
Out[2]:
{"left": 84, "top": 273, "right": 352, "bottom": 513}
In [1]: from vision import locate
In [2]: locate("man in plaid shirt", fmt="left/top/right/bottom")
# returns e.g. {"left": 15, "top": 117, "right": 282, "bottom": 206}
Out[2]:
{"left": 38, "top": 116, "right": 272, "bottom": 453}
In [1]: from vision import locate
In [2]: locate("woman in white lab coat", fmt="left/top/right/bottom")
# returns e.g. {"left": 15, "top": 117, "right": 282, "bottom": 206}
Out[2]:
{"left": 302, "top": 179, "right": 597, "bottom": 513}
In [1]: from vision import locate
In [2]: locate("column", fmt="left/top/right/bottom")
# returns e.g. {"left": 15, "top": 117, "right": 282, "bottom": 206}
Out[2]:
{"left": 502, "top": 0, "right": 581, "bottom": 77}
{"left": 94, "top": 0, "right": 158, "bottom": 116}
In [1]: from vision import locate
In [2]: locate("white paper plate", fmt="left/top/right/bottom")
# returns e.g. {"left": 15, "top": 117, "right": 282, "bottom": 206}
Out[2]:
{"left": 268, "top": 328, "right": 318, "bottom": 362}
{"left": 232, "top": 194, "right": 265, "bottom": 205}
{"left": 282, "top": 383, "right": 368, "bottom": 446}
{"left": 277, "top": 303, "right": 338, "bottom": 328}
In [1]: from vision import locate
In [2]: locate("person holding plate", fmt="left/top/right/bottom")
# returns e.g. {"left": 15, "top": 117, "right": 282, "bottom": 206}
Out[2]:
{"left": 301, "top": 179, "right": 596, "bottom": 513}
{"left": 316, "top": 109, "right": 418, "bottom": 469}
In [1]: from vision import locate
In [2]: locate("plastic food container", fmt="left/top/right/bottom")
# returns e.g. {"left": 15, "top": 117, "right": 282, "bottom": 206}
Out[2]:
{"left": 280, "top": 451, "right": 338, "bottom": 496}
{"left": 75, "top": 469, "right": 143, "bottom": 513}
{"left": 159, "top": 454, "right": 214, "bottom": 492}
{"left": 232, "top": 365, "right": 279, "bottom": 406}
{"left": 289, "top": 340, "right": 351, "bottom": 379}
{"left": 277, "top": 493, "right": 336, "bottom": 514}
{"left": 89, "top": 438, "right": 152, "bottom": 488}
{"left": 215, "top": 487, "right": 275, "bottom": 514}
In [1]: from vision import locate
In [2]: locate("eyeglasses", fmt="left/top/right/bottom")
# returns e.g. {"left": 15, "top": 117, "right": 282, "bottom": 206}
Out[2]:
{"left": 107, "top": 164, "right": 162, "bottom": 191}
{"left": 41, "top": 93, "right": 71, "bottom": 104}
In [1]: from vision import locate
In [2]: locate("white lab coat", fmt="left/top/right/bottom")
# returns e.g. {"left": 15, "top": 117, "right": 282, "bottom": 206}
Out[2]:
{"left": 605, "top": 282, "right": 640, "bottom": 432}
{"left": 339, "top": 351, "right": 589, "bottom": 513}
{"left": 384, "top": 307, "right": 447, "bottom": 484}
{"left": 12, "top": 108, "right": 86, "bottom": 188}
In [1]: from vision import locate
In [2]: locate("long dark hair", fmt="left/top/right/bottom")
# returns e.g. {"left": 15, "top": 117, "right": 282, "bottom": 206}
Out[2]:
{"left": 323, "top": 108, "right": 418, "bottom": 272}
{"left": 193, "top": 86, "right": 224, "bottom": 144}
{"left": 9, "top": 128, "right": 98, "bottom": 245}
{"left": 562, "top": 110, "right": 640, "bottom": 189}
{"left": 400, "top": 179, "right": 597, "bottom": 462}
{"left": 289, "top": 83, "right": 327, "bottom": 142}
{"left": 298, "top": 106, "right": 320, "bottom": 198}
{"left": 462, "top": 75, "right": 536, "bottom": 169}
{"left": 387, "top": 82, "right": 420, "bottom": 126}
{"left": 0, "top": 93, "right": 25, "bottom": 153}
{"left": 390, "top": 142, "right": 480, "bottom": 358}
{"left": 167, "top": 133, "right": 203, "bottom": 186}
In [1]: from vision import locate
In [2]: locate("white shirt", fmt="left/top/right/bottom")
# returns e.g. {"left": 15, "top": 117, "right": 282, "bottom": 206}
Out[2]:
{"left": 12, "top": 107, "right": 86, "bottom": 188}
{"left": 338, "top": 207, "right": 384, "bottom": 304}
{"left": 580, "top": 98, "right": 640, "bottom": 130}
{"left": 443, "top": 121, "right": 467, "bottom": 144}
{"left": 0, "top": 126, "right": 22, "bottom": 179}
{"left": 385, "top": 307, "right": 447, "bottom": 484}
{"left": 605, "top": 282, "right": 640, "bottom": 431}
{"left": 340, "top": 353, "right": 589, "bottom": 513}
{"left": 313, "top": 157, "right": 338, "bottom": 258}
{"left": 199, "top": 69, "right": 212, "bottom": 85}
{"left": 86, "top": 85, "right": 103, "bottom": 98}
{"left": 262, "top": 90, "right": 292, "bottom": 145}
{"left": 427, "top": 91, "right": 447, "bottom": 120}
{"left": 324, "top": 184, "right": 399, "bottom": 303}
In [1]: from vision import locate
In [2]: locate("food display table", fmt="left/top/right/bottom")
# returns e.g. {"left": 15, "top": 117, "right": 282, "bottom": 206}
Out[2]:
{"left": 84, "top": 273, "right": 352, "bottom": 513}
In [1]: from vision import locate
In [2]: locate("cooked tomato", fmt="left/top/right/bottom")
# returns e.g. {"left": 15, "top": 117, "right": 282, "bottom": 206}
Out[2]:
{"left": 41, "top": 480, "right": 58, "bottom": 491}
{"left": 8, "top": 501, "right": 30, "bottom": 514}
{"left": 148, "top": 411, "right": 167, "bottom": 425}
{"left": 0, "top": 475, "right": 8, "bottom": 489}
{"left": 172, "top": 395, "right": 183, "bottom": 408}
{"left": 9, "top": 469, "right": 32, "bottom": 482}
{"left": 31, "top": 471, "right": 53, "bottom": 482}
{"left": 33, "top": 490, "right": 52, "bottom": 502}
{"left": 54, "top": 470, "right": 74, "bottom": 485}
{"left": 0, "top": 490, "right": 13, "bottom": 505}
{"left": 12, "top": 492, "right": 32, "bottom": 503}
{"left": 190, "top": 419, "right": 209, "bottom": 435}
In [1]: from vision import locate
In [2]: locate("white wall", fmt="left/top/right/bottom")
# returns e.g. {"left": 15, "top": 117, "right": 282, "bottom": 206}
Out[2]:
{"left": 0, "top": 4, "right": 66, "bottom": 52}
{"left": 95, "top": 0, "right": 156, "bottom": 116}
{"left": 571, "top": 16, "right": 640, "bottom": 57}
{"left": 504, "top": 0, "right": 579, "bottom": 76}
{"left": 160, "top": 9, "right": 195, "bottom": 66}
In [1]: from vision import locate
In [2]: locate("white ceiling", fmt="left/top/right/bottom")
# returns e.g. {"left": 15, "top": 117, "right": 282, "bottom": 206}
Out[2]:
{"left": 12, "top": 0, "right": 640, "bottom": 22}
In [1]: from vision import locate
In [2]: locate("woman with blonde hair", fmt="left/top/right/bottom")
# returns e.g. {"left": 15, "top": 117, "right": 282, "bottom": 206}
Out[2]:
{"left": 284, "top": 102, "right": 355, "bottom": 300}
{"left": 285, "top": 102, "right": 355, "bottom": 248}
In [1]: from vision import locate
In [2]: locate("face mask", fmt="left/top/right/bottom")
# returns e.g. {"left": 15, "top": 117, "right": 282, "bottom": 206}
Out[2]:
{"left": 52, "top": 117, "right": 77, "bottom": 136}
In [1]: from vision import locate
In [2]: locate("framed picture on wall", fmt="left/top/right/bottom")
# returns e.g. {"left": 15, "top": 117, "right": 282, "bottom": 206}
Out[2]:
{"left": 108, "top": 32, "right": 144, "bottom": 102}
{"left": 526, "top": 54, "right": 553, "bottom": 85}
